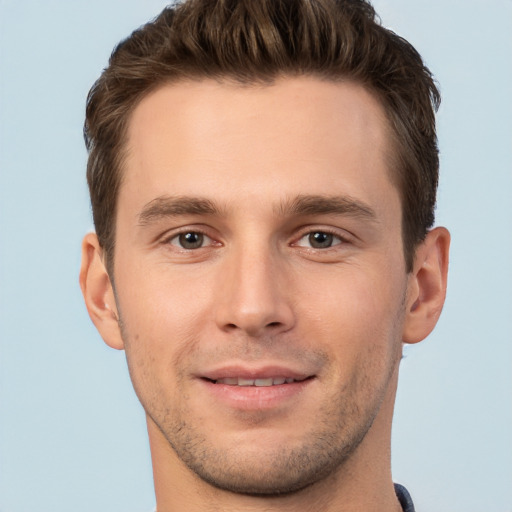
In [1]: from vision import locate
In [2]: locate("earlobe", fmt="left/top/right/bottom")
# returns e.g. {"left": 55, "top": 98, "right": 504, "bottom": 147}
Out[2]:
{"left": 79, "top": 233, "right": 125, "bottom": 350}
{"left": 402, "top": 227, "right": 450, "bottom": 344}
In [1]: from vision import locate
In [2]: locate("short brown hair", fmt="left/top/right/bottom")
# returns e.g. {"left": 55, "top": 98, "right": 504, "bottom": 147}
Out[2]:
{"left": 84, "top": 0, "right": 440, "bottom": 273}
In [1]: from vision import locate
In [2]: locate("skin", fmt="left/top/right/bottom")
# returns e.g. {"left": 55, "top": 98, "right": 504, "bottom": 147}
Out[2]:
{"left": 80, "top": 77, "right": 450, "bottom": 512}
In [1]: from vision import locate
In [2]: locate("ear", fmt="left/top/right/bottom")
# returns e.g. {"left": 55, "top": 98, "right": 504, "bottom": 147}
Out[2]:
{"left": 79, "top": 232, "right": 125, "bottom": 350}
{"left": 402, "top": 227, "right": 450, "bottom": 344}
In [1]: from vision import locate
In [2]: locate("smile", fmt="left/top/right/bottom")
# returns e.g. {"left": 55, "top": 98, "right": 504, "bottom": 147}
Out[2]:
{"left": 212, "top": 377, "right": 303, "bottom": 386}
{"left": 199, "top": 370, "right": 316, "bottom": 410}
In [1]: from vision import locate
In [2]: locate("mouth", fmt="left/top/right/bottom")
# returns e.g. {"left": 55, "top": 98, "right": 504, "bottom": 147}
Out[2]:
{"left": 195, "top": 363, "right": 319, "bottom": 411}
{"left": 200, "top": 374, "right": 315, "bottom": 411}
{"left": 204, "top": 376, "right": 312, "bottom": 387}
{"left": 197, "top": 366, "right": 316, "bottom": 410}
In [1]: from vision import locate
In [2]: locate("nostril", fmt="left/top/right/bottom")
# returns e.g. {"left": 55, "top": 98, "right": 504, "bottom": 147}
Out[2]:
{"left": 267, "top": 322, "right": 281, "bottom": 328}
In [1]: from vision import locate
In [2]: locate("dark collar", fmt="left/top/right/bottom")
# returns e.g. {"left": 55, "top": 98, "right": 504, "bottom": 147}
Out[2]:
{"left": 394, "top": 483, "right": 415, "bottom": 512}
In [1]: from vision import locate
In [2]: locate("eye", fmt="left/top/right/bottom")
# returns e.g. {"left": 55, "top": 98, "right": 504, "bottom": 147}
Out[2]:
{"left": 168, "top": 231, "right": 212, "bottom": 249}
{"left": 296, "top": 231, "right": 343, "bottom": 249}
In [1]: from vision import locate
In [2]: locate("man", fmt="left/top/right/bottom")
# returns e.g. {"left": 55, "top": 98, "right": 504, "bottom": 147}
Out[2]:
{"left": 79, "top": 0, "right": 449, "bottom": 510}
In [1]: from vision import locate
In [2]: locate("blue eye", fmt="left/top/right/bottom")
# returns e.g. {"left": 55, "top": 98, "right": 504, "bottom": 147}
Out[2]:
{"left": 170, "top": 232, "right": 210, "bottom": 249}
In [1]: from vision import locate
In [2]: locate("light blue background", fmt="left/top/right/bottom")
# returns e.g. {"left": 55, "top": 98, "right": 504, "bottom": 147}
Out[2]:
{"left": 0, "top": 1, "right": 511, "bottom": 511}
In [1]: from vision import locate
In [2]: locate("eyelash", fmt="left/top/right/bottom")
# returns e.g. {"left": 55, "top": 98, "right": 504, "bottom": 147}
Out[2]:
{"left": 292, "top": 228, "right": 349, "bottom": 250}
{"left": 161, "top": 227, "right": 350, "bottom": 251}
{"left": 163, "top": 229, "right": 216, "bottom": 250}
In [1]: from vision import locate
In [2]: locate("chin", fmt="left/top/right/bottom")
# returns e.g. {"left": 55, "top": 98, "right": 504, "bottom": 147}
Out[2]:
{"left": 161, "top": 416, "right": 368, "bottom": 497}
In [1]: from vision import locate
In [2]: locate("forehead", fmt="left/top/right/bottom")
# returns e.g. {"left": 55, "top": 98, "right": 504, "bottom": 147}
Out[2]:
{"left": 121, "top": 77, "right": 398, "bottom": 220}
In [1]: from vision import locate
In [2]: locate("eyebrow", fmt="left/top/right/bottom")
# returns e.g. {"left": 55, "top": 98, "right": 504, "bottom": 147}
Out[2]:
{"left": 276, "top": 194, "right": 377, "bottom": 221}
{"left": 137, "top": 193, "right": 377, "bottom": 226}
{"left": 138, "top": 195, "right": 219, "bottom": 225}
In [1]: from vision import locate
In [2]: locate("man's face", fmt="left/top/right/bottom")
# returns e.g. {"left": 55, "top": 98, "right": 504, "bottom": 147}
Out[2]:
{"left": 112, "top": 77, "right": 411, "bottom": 494}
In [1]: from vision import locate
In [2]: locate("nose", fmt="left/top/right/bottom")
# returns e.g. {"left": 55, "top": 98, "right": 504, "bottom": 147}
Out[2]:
{"left": 214, "top": 244, "right": 295, "bottom": 337}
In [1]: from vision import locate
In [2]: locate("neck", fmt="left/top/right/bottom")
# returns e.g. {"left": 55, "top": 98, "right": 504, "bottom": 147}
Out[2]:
{"left": 149, "top": 368, "right": 402, "bottom": 512}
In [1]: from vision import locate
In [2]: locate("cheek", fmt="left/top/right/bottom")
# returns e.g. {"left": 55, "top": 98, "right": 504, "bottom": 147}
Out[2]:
{"left": 114, "top": 267, "right": 215, "bottom": 401}
{"left": 296, "top": 264, "right": 406, "bottom": 363}
{"left": 117, "top": 263, "right": 214, "bottom": 342}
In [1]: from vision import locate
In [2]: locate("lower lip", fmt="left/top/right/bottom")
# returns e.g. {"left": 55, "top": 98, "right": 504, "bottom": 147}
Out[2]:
{"left": 199, "top": 378, "right": 314, "bottom": 410}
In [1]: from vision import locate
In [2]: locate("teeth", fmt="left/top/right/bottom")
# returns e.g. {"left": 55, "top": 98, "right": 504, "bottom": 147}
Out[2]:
{"left": 254, "top": 378, "right": 273, "bottom": 387}
{"left": 215, "top": 377, "right": 295, "bottom": 386}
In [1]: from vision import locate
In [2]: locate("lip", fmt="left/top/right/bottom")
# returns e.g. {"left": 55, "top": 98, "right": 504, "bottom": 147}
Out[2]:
{"left": 196, "top": 364, "right": 316, "bottom": 411}
{"left": 200, "top": 365, "right": 312, "bottom": 382}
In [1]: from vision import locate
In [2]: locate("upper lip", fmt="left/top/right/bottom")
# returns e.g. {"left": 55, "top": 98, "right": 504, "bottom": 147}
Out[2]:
{"left": 199, "top": 365, "right": 314, "bottom": 382}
